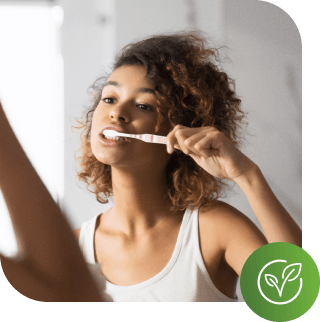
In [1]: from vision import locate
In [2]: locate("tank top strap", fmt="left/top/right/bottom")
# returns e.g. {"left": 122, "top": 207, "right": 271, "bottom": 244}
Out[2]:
{"left": 189, "top": 207, "right": 238, "bottom": 302}
{"left": 78, "top": 214, "right": 101, "bottom": 264}
{"left": 178, "top": 207, "right": 197, "bottom": 249}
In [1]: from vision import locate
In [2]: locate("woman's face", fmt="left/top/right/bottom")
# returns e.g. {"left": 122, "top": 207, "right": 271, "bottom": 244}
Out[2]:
{"left": 91, "top": 64, "right": 171, "bottom": 169}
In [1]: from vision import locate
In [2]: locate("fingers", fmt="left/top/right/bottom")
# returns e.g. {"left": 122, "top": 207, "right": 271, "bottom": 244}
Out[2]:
{"left": 167, "top": 125, "right": 184, "bottom": 154}
{"left": 166, "top": 125, "right": 220, "bottom": 156}
{"left": 184, "top": 132, "right": 211, "bottom": 157}
{"left": 172, "top": 126, "right": 193, "bottom": 155}
{"left": 167, "top": 125, "right": 198, "bottom": 154}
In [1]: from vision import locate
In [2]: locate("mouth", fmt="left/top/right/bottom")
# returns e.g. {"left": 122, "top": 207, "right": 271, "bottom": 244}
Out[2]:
{"left": 99, "top": 133, "right": 127, "bottom": 141}
{"left": 98, "top": 125, "right": 130, "bottom": 145}
{"left": 98, "top": 132, "right": 130, "bottom": 146}
{"left": 99, "top": 125, "right": 123, "bottom": 133}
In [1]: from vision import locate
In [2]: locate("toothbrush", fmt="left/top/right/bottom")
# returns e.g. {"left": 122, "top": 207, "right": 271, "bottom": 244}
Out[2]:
{"left": 103, "top": 129, "right": 167, "bottom": 144}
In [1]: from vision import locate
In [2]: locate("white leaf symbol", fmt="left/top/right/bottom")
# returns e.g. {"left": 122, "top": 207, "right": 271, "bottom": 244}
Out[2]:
{"left": 282, "top": 263, "right": 302, "bottom": 281}
{"left": 265, "top": 274, "right": 278, "bottom": 287}
{"left": 279, "top": 263, "right": 302, "bottom": 297}
{"left": 264, "top": 263, "right": 302, "bottom": 297}
{"left": 265, "top": 274, "right": 281, "bottom": 296}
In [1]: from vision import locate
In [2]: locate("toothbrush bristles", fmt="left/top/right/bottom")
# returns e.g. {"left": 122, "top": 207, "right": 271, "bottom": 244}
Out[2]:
{"left": 103, "top": 130, "right": 122, "bottom": 137}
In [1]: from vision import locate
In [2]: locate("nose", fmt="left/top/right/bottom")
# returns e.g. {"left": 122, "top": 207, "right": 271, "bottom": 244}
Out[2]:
{"left": 109, "top": 102, "right": 130, "bottom": 123}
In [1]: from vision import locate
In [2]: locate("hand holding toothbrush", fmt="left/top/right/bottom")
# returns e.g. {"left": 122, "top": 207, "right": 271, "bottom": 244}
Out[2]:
{"left": 104, "top": 126, "right": 256, "bottom": 181}
{"left": 166, "top": 125, "right": 256, "bottom": 182}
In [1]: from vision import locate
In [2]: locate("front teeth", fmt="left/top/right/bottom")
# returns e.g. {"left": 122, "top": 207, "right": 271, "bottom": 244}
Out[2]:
{"left": 103, "top": 135, "right": 125, "bottom": 141}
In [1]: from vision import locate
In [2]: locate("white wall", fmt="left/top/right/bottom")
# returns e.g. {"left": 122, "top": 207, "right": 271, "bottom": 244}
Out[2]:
{"left": 114, "top": 0, "right": 225, "bottom": 52}
{"left": 223, "top": 0, "right": 301, "bottom": 228}
{"left": 222, "top": 0, "right": 301, "bottom": 301}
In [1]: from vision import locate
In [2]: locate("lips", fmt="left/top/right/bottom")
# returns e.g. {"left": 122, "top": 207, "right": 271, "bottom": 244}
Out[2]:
{"left": 99, "top": 125, "right": 124, "bottom": 136}
{"left": 98, "top": 135, "right": 127, "bottom": 146}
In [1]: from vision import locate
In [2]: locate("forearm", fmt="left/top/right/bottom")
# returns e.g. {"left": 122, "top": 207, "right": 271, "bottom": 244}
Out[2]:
{"left": 234, "top": 164, "right": 302, "bottom": 247}
{"left": 0, "top": 104, "right": 102, "bottom": 300}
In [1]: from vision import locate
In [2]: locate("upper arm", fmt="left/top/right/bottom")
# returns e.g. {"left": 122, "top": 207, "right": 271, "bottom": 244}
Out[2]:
{"left": 202, "top": 201, "right": 267, "bottom": 277}
{"left": 223, "top": 207, "right": 267, "bottom": 276}
{"left": 74, "top": 228, "right": 81, "bottom": 241}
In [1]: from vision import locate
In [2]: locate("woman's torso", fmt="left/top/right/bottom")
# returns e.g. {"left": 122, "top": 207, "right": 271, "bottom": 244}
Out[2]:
{"left": 79, "top": 204, "right": 238, "bottom": 301}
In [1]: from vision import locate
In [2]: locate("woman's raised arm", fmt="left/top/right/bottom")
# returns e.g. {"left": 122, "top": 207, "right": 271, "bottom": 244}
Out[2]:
{"left": 233, "top": 164, "right": 302, "bottom": 246}
{"left": 0, "top": 101, "right": 103, "bottom": 301}
{"left": 167, "top": 125, "right": 302, "bottom": 247}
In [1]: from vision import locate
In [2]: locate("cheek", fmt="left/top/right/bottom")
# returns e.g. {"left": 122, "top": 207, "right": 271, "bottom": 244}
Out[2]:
{"left": 90, "top": 118, "right": 102, "bottom": 157}
{"left": 90, "top": 134, "right": 96, "bottom": 154}
{"left": 90, "top": 110, "right": 104, "bottom": 145}
{"left": 155, "top": 122, "right": 170, "bottom": 137}
{"left": 143, "top": 115, "right": 169, "bottom": 136}
{"left": 91, "top": 109, "right": 101, "bottom": 132}
{"left": 90, "top": 135, "right": 102, "bottom": 163}
{"left": 155, "top": 112, "right": 171, "bottom": 136}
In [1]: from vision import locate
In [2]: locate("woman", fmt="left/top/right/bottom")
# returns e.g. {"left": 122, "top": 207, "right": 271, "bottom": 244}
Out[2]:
{"left": 0, "top": 32, "right": 301, "bottom": 302}
{"left": 72, "top": 32, "right": 301, "bottom": 301}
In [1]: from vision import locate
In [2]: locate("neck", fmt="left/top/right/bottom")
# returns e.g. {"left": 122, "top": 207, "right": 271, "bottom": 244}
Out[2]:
{"left": 106, "top": 164, "right": 179, "bottom": 236}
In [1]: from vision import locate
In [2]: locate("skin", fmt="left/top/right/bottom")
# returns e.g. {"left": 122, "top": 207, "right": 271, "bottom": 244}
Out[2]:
{"left": 0, "top": 64, "right": 301, "bottom": 301}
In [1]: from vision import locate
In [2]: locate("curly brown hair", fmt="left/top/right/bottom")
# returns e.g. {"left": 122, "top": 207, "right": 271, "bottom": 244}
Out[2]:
{"left": 72, "top": 31, "right": 246, "bottom": 212}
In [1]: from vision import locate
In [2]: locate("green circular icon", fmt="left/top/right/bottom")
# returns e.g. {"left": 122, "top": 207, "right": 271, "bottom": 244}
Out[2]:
{"left": 240, "top": 242, "right": 320, "bottom": 322}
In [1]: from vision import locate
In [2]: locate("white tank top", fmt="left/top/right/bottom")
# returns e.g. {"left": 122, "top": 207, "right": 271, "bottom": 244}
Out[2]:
{"left": 78, "top": 207, "right": 238, "bottom": 302}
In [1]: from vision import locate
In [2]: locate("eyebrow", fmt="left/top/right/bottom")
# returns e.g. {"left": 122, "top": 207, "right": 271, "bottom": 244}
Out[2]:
{"left": 104, "top": 80, "right": 156, "bottom": 95}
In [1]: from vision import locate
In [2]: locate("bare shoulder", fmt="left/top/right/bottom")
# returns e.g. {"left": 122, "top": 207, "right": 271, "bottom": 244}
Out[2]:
{"left": 200, "top": 199, "right": 249, "bottom": 219}
{"left": 199, "top": 200, "right": 267, "bottom": 275}
{"left": 73, "top": 228, "right": 81, "bottom": 241}
{"left": 199, "top": 200, "right": 266, "bottom": 244}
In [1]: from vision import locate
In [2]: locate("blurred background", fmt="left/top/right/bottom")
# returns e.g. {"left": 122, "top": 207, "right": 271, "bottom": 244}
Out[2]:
{"left": 0, "top": 0, "right": 301, "bottom": 301}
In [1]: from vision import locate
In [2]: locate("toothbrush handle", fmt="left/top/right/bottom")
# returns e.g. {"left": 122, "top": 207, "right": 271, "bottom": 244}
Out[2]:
{"left": 129, "top": 133, "right": 180, "bottom": 149}
{"left": 126, "top": 134, "right": 167, "bottom": 144}
{"left": 142, "top": 134, "right": 167, "bottom": 144}
{"left": 128, "top": 134, "right": 147, "bottom": 140}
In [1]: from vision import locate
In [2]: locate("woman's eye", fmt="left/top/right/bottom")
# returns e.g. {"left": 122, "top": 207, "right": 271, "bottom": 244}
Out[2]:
{"left": 101, "top": 97, "right": 115, "bottom": 104}
{"left": 101, "top": 98, "right": 152, "bottom": 111}
{"left": 137, "top": 104, "right": 152, "bottom": 111}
